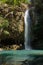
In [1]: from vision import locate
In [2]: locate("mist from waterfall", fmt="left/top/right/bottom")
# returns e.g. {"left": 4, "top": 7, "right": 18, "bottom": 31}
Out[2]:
{"left": 24, "top": 9, "right": 32, "bottom": 50}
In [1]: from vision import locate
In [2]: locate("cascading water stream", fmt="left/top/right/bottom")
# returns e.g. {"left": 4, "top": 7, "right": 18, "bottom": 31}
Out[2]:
{"left": 24, "top": 9, "right": 32, "bottom": 50}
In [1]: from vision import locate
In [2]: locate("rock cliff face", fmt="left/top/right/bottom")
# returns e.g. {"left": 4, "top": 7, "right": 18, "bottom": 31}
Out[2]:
{"left": 31, "top": 0, "right": 43, "bottom": 50}
{"left": 0, "top": 3, "right": 27, "bottom": 49}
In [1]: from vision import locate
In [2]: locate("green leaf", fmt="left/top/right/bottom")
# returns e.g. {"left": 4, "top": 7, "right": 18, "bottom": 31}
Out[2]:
{"left": 0, "top": 24, "right": 2, "bottom": 28}
{"left": 3, "top": 30, "right": 10, "bottom": 35}
{"left": 2, "top": 20, "right": 9, "bottom": 28}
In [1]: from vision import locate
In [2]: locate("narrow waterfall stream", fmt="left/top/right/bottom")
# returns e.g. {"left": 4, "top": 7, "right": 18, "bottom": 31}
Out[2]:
{"left": 24, "top": 9, "right": 32, "bottom": 50}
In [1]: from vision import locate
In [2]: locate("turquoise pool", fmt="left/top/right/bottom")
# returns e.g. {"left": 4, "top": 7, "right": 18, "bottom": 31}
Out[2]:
{"left": 0, "top": 50, "right": 43, "bottom": 65}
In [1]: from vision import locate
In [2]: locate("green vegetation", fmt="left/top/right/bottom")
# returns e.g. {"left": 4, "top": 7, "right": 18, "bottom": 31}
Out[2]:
{"left": 0, "top": 0, "right": 28, "bottom": 5}
{"left": 0, "top": 17, "right": 9, "bottom": 28}
{"left": 3, "top": 30, "right": 10, "bottom": 35}
{"left": 0, "top": 17, "right": 9, "bottom": 27}
{"left": 0, "top": 17, "right": 9, "bottom": 36}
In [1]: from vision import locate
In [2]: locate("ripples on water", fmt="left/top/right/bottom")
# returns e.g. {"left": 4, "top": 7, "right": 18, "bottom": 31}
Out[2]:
{"left": 0, "top": 54, "right": 43, "bottom": 65}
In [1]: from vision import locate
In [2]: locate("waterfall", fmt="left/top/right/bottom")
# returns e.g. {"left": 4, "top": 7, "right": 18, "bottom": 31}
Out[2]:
{"left": 24, "top": 9, "right": 32, "bottom": 50}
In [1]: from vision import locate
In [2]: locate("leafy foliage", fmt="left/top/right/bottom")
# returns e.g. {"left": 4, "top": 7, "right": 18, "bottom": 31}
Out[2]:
{"left": 2, "top": 20, "right": 9, "bottom": 28}
{"left": 3, "top": 30, "right": 10, "bottom": 35}
{"left": 0, "top": 17, "right": 9, "bottom": 36}
{"left": 0, "top": 0, "right": 29, "bottom": 5}
{"left": 0, "top": 18, "right": 9, "bottom": 29}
